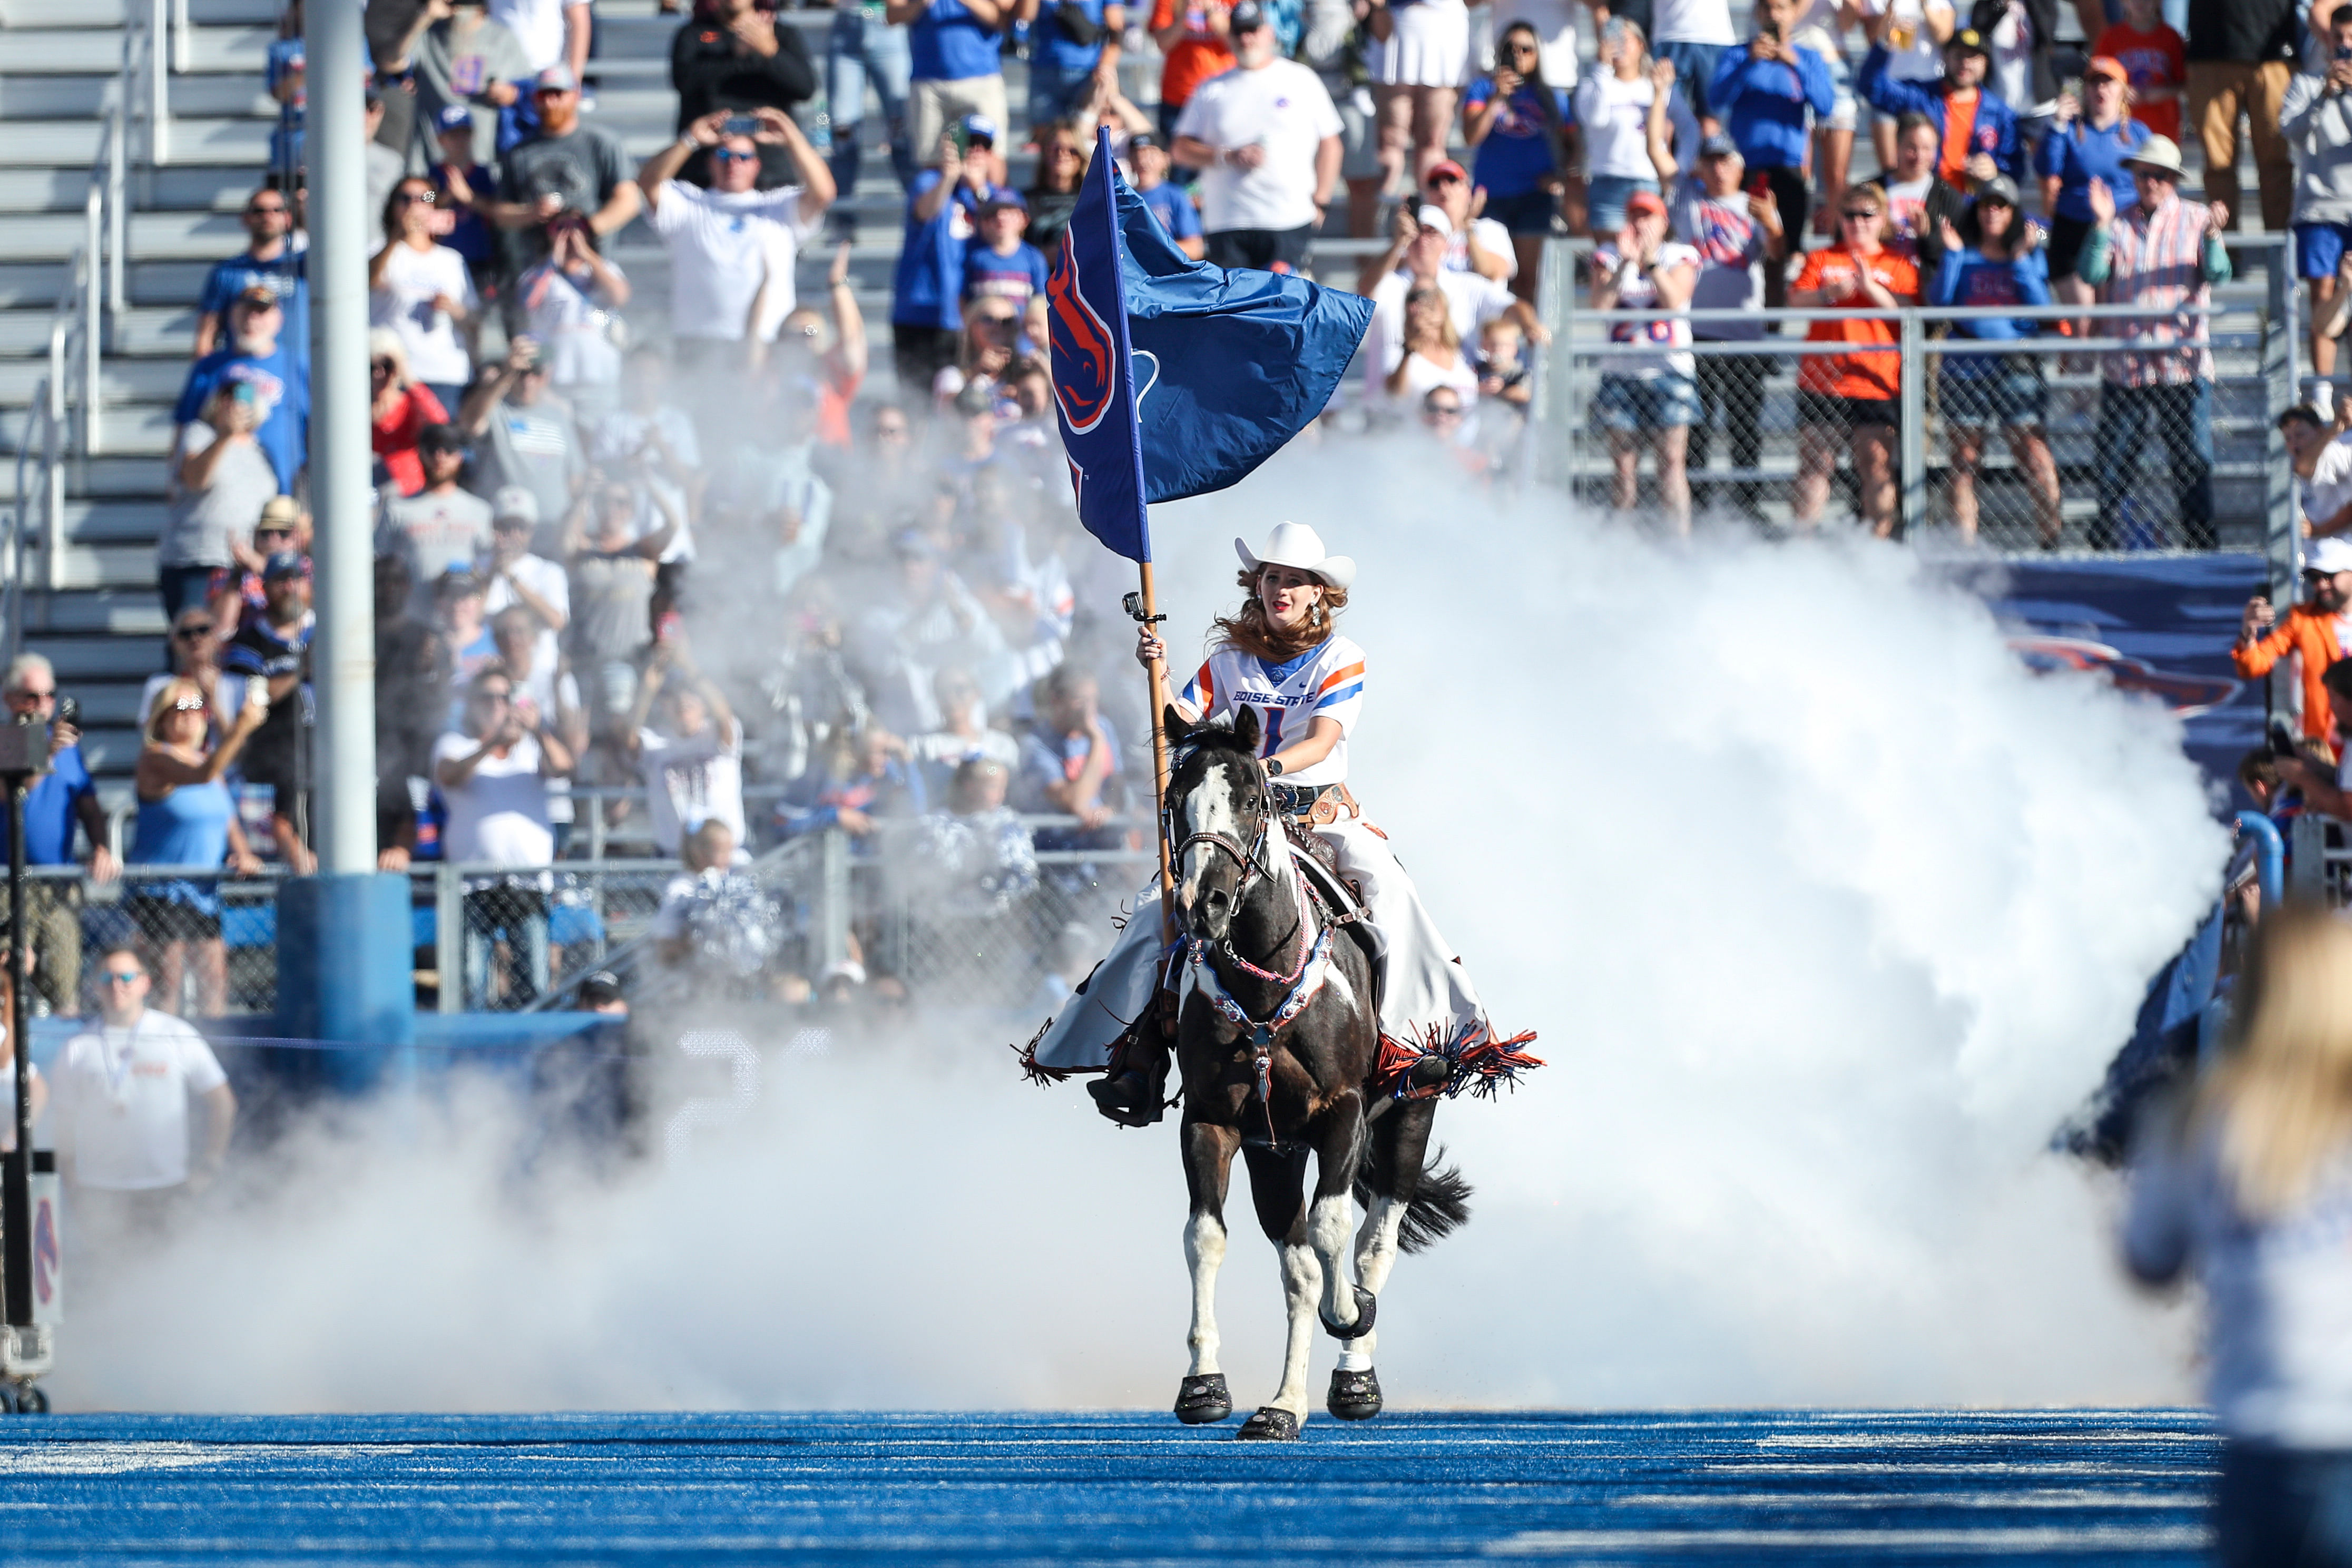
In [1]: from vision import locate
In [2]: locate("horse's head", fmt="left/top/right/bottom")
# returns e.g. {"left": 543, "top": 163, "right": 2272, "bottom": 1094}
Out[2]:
{"left": 1164, "top": 704, "right": 1273, "bottom": 945}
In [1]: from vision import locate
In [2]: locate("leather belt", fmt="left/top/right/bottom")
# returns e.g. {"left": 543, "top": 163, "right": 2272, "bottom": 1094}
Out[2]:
{"left": 1272, "top": 781, "right": 1358, "bottom": 826}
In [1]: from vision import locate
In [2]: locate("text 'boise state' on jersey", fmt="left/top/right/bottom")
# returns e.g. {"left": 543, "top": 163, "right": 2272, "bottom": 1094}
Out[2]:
{"left": 1179, "top": 635, "right": 1366, "bottom": 789}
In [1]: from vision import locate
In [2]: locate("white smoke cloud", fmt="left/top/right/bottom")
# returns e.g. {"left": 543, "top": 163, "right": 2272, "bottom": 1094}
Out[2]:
{"left": 53, "top": 443, "right": 2223, "bottom": 1413}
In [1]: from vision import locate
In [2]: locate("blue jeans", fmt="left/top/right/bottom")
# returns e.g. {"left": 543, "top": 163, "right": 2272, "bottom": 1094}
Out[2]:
{"left": 2093, "top": 380, "right": 2214, "bottom": 548}
{"left": 828, "top": 9, "right": 915, "bottom": 197}
{"left": 1585, "top": 173, "right": 1659, "bottom": 236}
{"left": 1654, "top": 40, "right": 1726, "bottom": 120}
{"left": 1027, "top": 60, "right": 1094, "bottom": 132}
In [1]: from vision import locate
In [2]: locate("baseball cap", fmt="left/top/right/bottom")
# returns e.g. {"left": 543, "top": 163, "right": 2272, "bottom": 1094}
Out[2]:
{"left": 1129, "top": 131, "right": 1159, "bottom": 152}
{"left": 578, "top": 970, "right": 625, "bottom": 1007}
{"left": 1948, "top": 26, "right": 1988, "bottom": 53}
{"left": 1699, "top": 132, "right": 1743, "bottom": 160}
{"left": 1425, "top": 157, "right": 1468, "bottom": 183}
{"left": 2084, "top": 54, "right": 2129, "bottom": 82}
{"left": 961, "top": 112, "right": 997, "bottom": 144}
{"left": 1625, "top": 189, "right": 1668, "bottom": 218}
{"left": 1229, "top": 0, "right": 1269, "bottom": 28}
{"left": 492, "top": 485, "right": 540, "bottom": 526}
{"left": 435, "top": 103, "right": 475, "bottom": 131}
{"left": 257, "top": 495, "right": 301, "bottom": 530}
{"left": 237, "top": 280, "right": 280, "bottom": 307}
{"left": 2311, "top": 536, "right": 2352, "bottom": 575}
{"left": 1415, "top": 203, "right": 1453, "bottom": 236}
{"left": 534, "top": 64, "right": 579, "bottom": 93}
{"left": 418, "top": 423, "right": 467, "bottom": 454}
{"left": 436, "top": 565, "right": 483, "bottom": 597}
{"left": 262, "top": 550, "right": 310, "bottom": 582}
{"left": 1975, "top": 174, "right": 2021, "bottom": 207}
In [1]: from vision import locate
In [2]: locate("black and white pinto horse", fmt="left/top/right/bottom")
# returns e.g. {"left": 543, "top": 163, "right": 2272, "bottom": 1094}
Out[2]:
{"left": 1164, "top": 707, "right": 1470, "bottom": 1442}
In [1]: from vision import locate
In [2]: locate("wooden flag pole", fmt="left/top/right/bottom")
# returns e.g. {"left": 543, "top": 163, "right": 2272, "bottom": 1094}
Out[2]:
{"left": 1134, "top": 560, "right": 1176, "bottom": 942}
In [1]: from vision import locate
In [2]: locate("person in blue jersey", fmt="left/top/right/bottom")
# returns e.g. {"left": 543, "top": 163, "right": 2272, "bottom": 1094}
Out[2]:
{"left": 2036, "top": 56, "right": 2147, "bottom": 297}
{"left": 891, "top": 115, "right": 1022, "bottom": 395}
{"left": 1856, "top": 21, "right": 2022, "bottom": 182}
{"left": 1129, "top": 132, "right": 1206, "bottom": 258}
{"left": 961, "top": 198, "right": 1052, "bottom": 309}
{"left": 174, "top": 283, "right": 310, "bottom": 496}
{"left": 1016, "top": 0, "right": 1125, "bottom": 131}
{"left": 1709, "top": 0, "right": 1835, "bottom": 295}
{"left": 1462, "top": 19, "right": 1575, "bottom": 293}
{"left": 1037, "top": 523, "right": 1518, "bottom": 1127}
{"left": 192, "top": 185, "right": 305, "bottom": 361}
{"left": 1930, "top": 178, "right": 2061, "bottom": 547}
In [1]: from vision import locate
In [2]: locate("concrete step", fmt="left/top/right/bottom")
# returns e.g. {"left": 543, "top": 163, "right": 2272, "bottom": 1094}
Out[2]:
{"left": 54, "top": 499, "right": 165, "bottom": 545}
{"left": 0, "top": 0, "right": 129, "bottom": 27}
{"left": 53, "top": 540, "right": 158, "bottom": 589}
{"left": 0, "top": 399, "right": 179, "bottom": 456}
{"left": 0, "top": 116, "right": 269, "bottom": 168}
{"left": 24, "top": 590, "right": 168, "bottom": 635}
{"left": 0, "top": 357, "right": 186, "bottom": 404}
{"left": 183, "top": 25, "right": 275, "bottom": 72}
{"left": 185, "top": 0, "right": 283, "bottom": 25}
{"left": 0, "top": 261, "right": 71, "bottom": 308}
{"left": 65, "top": 727, "right": 141, "bottom": 776}
{"left": 57, "top": 457, "right": 174, "bottom": 497}
{"left": 28, "top": 634, "right": 167, "bottom": 680}
{"left": 0, "top": 213, "right": 94, "bottom": 263}
{"left": 0, "top": 28, "right": 127, "bottom": 73}
{"left": 0, "top": 164, "right": 264, "bottom": 215}
{"left": 0, "top": 72, "right": 268, "bottom": 117}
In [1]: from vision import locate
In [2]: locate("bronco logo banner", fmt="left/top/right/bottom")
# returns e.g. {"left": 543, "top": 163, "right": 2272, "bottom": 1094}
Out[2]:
{"left": 1051, "top": 126, "right": 1375, "bottom": 564}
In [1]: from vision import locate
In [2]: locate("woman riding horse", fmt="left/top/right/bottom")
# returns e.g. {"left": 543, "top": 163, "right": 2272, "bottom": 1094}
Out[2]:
{"left": 1032, "top": 521, "right": 1524, "bottom": 1122}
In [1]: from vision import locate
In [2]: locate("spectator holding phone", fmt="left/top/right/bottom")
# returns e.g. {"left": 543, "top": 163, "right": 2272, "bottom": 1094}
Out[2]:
{"left": 1710, "top": 0, "right": 1832, "bottom": 298}
{"left": 890, "top": 117, "right": 1020, "bottom": 393}
{"left": 369, "top": 177, "right": 478, "bottom": 415}
{"left": 370, "top": 330, "right": 451, "bottom": 498}
{"left": 162, "top": 381, "right": 281, "bottom": 626}
{"left": 174, "top": 283, "right": 309, "bottom": 498}
{"left": 1463, "top": 23, "right": 1575, "bottom": 297}
{"left": 511, "top": 214, "right": 632, "bottom": 419}
{"left": 1574, "top": 19, "right": 1699, "bottom": 237}
{"left": 638, "top": 106, "right": 837, "bottom": 373}
{"left": 671, "top": 0, "right": 820, "bottom": 188}
{"left": 129, "top": 678, "right": 270, "bottom": 1019}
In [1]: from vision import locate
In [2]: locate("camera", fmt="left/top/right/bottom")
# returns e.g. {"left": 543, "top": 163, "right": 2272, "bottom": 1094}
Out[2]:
{"left": 53, "top": 697, "right": 76, "bottom": 730}
{"left": 723, "top": 113, "right": 759, "bottom": 137}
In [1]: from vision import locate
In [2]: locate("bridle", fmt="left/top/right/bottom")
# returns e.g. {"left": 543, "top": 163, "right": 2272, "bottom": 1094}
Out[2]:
{"left": 1166, "top": 757, "right": 1275, "bottom": 899}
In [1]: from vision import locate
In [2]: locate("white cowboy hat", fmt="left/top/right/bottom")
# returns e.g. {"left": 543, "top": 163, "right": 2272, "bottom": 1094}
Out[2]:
{"left": 2123, "top": 134, "right": 2186, "bottom": 177}
{"left": 1234, "top": 522, "right": 1356, "bottom": 589}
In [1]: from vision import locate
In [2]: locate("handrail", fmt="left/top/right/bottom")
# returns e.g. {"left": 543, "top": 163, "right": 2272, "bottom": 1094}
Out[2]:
{"left": 148, "top": 0, "right": 171, "bottom": 166}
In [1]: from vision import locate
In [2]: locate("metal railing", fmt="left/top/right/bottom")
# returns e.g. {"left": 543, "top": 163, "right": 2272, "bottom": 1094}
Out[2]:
{"left": 1535, "top": 234, "right": 2297, "bottom": 564}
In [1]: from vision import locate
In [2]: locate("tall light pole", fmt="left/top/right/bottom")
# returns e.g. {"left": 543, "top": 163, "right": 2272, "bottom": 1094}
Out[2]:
{"left": 292, "top": 0, "right": 414, "bottom": 1077}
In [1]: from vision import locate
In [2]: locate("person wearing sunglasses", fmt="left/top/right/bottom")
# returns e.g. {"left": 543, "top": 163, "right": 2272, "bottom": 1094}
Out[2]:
{"left": 172, "top": 284, "right": 308, "bottom": 500}
{"left": 379, "top": 423, "right": 495, "bottom": 617}
{"left": 128, "top": 678, "right": 270, "bottom": 1021}
{"left": 369, "top": 178, "right": 478, "bottom": 415}
{"left": 368, "top": 329, "right": 450, "bottom": 498}
{"left": 47, "top": 941, "right": 239, "bottom": 1229}
{"left": 435, "top": 666, "right": 575, "bottom": 1008}
{"left": 1462, "top": 25, "right": 1574, "bottom": 298}
{"left": 192, "top": 183, "right": 301, "bottom": 360}
{"left": 0, "top": 654, "right": 117, "bottom": 1018}
{"left": 635, "top": 105, "right": 836, "bottom": 374}
{"left": 1788, "top": 181, "right": 1919, "bottom": 537}
{"left": 161, "top": 376, "right": 282, "bottom": 632}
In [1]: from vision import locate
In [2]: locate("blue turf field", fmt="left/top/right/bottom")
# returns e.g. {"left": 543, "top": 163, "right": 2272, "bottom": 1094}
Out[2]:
{"left": 0, "top": 1408, "right": 2213, "bottom": 1564}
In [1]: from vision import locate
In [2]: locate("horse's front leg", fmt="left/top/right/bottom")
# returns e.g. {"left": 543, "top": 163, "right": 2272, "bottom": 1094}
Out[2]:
{"left": 1237, "top": 1141, "right": 1314, "bottom": 1440}
{"left": 1309, "top": 1090, "right": 1373, "bottom": 1342}
{"left": 1175, "top": 1114, "right": 1240, "bottom": 1425}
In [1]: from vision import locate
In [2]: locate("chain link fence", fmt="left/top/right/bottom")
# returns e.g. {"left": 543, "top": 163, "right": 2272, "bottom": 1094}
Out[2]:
{"left": 1534, "top": 237, "right": 2298, "bottom": 560}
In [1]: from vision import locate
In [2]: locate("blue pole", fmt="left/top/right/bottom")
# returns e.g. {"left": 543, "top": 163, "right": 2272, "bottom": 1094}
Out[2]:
{"left": 2235, "top": 810, "right": 2285, "bottom": 907}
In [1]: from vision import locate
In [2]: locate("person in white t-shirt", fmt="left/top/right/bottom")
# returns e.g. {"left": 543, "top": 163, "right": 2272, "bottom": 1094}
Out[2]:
{"left": 633, "top": 106, "right": 836, "bottom": 373}
{"left": 1171, "top": 2, "right": 1343, "bottom": 272}
{"left": 368, "top": 175, "right": 479, "bottom": 412}
{"left": 48, "top": 944, "right": 235, "bottom": 1226}
{"left": 626, "top": 644, "right": 747, "bottom": 858}
{"left": 1589, "top": 189, "right": 1702, "bottom": 532}
{"left": 1573, "top": 21, "right": 1700, "bottom": 234}
{"left": 492, "top": 0, "right": 591, "bottom": 80}
{"left": 2290, "top": 410, "right": 2352, "bottom": 538}
{"left": 434, "top": 664, "right": 574, "bottom": 1007}
{"left": 1359, "top": 211, "right": 1545, "bottom": 402}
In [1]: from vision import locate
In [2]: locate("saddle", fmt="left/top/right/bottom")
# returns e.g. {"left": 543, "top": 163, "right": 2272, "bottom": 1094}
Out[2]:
{"left": 1282, "top": 820, "right": 1387, "bottom": 1024}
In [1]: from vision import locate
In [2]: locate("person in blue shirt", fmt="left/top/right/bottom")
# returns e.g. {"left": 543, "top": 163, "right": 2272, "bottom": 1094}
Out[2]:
{"left": 1856, "top": 23, "right": 2022, "bottom": 182}
{"left": 889, "top": 0, "right": 1010, "bottom": 160}
{"left": 2034, "top": 56, "right": 2145, "bottom": 294}
{"left": 1016, "top": 0, "right": 1124, "bottom": 130}
{"left": 1709, "top": 0, "right": 1832, "bottom": 300}
{"left": 193, "top": 185, "right": 305, "bottom": 361}
{"left": 174, "top": 283, "right": 311, "bottom": 495}
{"left": 891, "top": 116, "right": 1023, "bottom": 395}
{"left": 962, "top": 199, "right": 1051, "bottom": 308}
{"left": 1, "top": 654, "right": 117, "bottom": 1015}
{"left": 1461, "top": 21, "right": 1574, "bottom": 287}
{"left": 1929, "top": 178, "right": 2061, "bottom": 547}
{"left": 426, "top": 105, "right": 499, "bottom": 281}
{"left": 1130, "top": 132, "right": 1206, "bottom": 258}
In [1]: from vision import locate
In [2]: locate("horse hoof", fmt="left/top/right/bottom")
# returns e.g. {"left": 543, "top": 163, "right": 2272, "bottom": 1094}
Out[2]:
{"left": 1234, "top": 1406, "right": 1300, "bottom": 1442}
{"left": 1327, "top": 1367, "right": 1383, "bottom": 1420}
{"left": 1174, "top": 1373, "right": 1232, "bottom": 1425}
{"left": 1319, "top": 1283, "right": 1377, "bottom": 1341}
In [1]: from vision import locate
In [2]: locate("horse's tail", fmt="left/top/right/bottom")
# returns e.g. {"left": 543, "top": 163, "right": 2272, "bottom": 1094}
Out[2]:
{"left": 1354, "top": 1142, "right": 1474, "bottom": 1256}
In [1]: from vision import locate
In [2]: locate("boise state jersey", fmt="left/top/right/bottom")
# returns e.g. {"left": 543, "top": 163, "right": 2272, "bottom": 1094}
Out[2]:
{"left": 1179, "top": 634, "right": 1366, "bottom": 788}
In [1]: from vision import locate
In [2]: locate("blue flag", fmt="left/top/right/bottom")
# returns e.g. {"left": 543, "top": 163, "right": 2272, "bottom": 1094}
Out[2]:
{"left": 1049, "top": 128, "right": 1375, "bottom": 563}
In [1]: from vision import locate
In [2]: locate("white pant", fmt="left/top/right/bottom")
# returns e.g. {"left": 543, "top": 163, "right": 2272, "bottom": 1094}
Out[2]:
{"left": 1029, "top": 814, "right": 1487, "bottom": 1073}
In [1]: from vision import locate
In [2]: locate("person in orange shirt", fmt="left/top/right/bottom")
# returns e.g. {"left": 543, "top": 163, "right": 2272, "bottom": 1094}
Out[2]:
{"left": 1786, "top": 180, "right": 1919, "bottom": 537}
{"left": 2233, "top": 537, "right": 2352, "bottom": 742}
{"left": 2094, "top": 0, "right": 2187, "bottom": 142}
{"left": 1149, "top": 0, "right": 1236, "bottom": 146}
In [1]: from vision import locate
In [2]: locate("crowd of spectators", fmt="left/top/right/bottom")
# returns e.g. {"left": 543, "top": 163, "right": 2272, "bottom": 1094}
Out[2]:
{"left": 89, "top": 0, "right": 2352, "bottom": 1017}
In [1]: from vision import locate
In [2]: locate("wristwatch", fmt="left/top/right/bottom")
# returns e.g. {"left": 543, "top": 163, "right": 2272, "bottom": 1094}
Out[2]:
{"left": 1266, "top": 758, "right": 1286, "bottom": 777}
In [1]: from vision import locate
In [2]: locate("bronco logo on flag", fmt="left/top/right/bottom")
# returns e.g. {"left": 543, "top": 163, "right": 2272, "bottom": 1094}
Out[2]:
{"left": 1049, "top": 127, "right": 1375, "bottom": 565}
